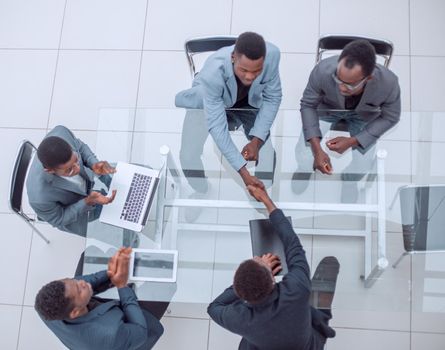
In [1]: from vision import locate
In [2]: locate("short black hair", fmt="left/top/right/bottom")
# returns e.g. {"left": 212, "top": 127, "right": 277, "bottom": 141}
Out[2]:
{"left": 233, "top": 259, "right": 274, "bottom": 304}
{"left": 37, "top": 136, "right": 73, "bottom": 169}
{"left": 35, "top": 280, "right": 74, "bottom": 321}
{"left": 234, "top": 32, "right": 266, "bottom": 60}
{"left": 339, "top": 39, "right": 376, "bottom": 77}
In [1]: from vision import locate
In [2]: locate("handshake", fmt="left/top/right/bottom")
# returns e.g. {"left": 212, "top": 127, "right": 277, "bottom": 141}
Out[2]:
{"left": 107, "top": 247, "right": 132, "bottom": 289}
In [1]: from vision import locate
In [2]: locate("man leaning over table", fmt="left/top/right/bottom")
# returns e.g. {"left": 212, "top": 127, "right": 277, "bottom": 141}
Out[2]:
{"left": 176, "top": 31, "right": 282, "bottom": 195}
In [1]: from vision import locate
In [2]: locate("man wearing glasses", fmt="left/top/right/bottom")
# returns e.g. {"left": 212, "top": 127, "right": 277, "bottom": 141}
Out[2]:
{"left": 26, "top": 125, "right": 116, "bottom": 236}
{"left": 293, "top": 39, "right": 401, "bottom": 202}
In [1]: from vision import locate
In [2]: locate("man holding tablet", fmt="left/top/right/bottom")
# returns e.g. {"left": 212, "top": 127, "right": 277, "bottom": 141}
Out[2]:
{"left": 208, "top": 186, "right": 340, "bottom": 350}
{"left": 35, "top": 248, "right": 164, "bottom": 350}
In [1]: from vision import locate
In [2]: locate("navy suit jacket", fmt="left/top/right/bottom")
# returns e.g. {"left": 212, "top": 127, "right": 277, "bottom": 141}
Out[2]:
{"left": 41, "top": 270, "right": 164, "bottom": 350}
{"left": 208, "top": 209, "right": 334, "bottom": 350}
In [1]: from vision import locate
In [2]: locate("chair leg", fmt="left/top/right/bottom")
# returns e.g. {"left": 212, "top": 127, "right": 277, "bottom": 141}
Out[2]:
{"left": 392, "top": 252, "right": 408, "bottom": 268}
{"left": 24, "top": 219, "right": 50, "bottom": 244}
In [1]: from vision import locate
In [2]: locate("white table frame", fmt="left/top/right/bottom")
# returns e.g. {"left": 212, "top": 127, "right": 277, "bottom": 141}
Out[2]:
{"left": 154, "top": 145, "right": 389, "bottom": 288}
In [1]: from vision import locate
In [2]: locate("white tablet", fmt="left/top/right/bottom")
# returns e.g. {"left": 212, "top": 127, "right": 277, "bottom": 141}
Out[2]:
{"left": 129, "top": 249, "right": 178, "bottom": 283}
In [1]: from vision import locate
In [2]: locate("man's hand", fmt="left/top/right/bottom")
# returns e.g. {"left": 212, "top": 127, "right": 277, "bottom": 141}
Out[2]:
{"left": 313, "top": 149, "right": 332, "bottom": 175}
{"left": 247, "top": 185, "right": 277, "bottom": 213}
{"left": 326, "top": 136, "right": 358, "bottom": 154}
{"left": 260, "top": 253, "right": 282, "bottom": 276}
{"left": 108, "top": 247, "right": 132, "bottom": 289}
{"left": 239, "top": 166, "right": 265, "bottom": 189}
{"left": 92, "top": 161, "right": 116, "bottom": 175}
{"left": 241, "top": 137, "right": 263, "bottom": 163}
{"left": 84, "top": 190, "right": 117, "bottom": 206}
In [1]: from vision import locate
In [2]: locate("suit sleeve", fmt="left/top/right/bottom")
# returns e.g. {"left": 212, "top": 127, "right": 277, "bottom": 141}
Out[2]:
{"left": 269, "top": 209, "right": 311, "bottom": 292}
{"left": 300, "top": 65, "right": 324, "bottom": 141}
{"left": 108, "top": 287, "right": 149, "bottom": 350}
{"left": 76, "top": 270, "right": 111, "bottom": 293}
{"left": 30, "top": 197, "right": 94, "bottom": 230}
{"left": 207, "top": 286, "right": 245, "bottom": 334}
{"left": 203, "top": 77, "right": 247, "bottom": 171}
{"left": 248, "top": 49, "right": 282, "bottom": 141}
{"left": 354, "top": 78, "right": 401, "bottom": 149}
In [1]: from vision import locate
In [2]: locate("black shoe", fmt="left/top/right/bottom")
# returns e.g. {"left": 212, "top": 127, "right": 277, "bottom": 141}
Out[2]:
{"left": 291, "top": 171, "right": 312, "bottom": 194}
{"left": 310, "top": 256, "right": 340, "bottom": 310}
{"left": 340, "top": 181, "right": 358, "bottom": 203}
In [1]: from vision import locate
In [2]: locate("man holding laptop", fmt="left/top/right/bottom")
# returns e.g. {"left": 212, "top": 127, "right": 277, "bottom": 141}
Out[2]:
{"left": 208, "top": 185, "right": 340, "bottom": 350}
{"left": 35, "top": 247, "right": 164, "bottom": 350}
{"left": 26, "top": 125, "right": 116, "bottom": 236}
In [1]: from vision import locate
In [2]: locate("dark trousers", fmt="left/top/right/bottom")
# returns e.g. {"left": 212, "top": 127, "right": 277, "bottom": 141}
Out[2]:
{"left": 179, "top": 108, "right": 276, "bottom": 193}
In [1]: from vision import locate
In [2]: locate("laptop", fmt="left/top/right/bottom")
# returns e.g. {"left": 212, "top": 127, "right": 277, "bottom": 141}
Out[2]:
{"left": 249, "top": 217, "right": 291, "bottom": 276}
{"left": 100, "top": 162, "right": 160, "bottom": 232}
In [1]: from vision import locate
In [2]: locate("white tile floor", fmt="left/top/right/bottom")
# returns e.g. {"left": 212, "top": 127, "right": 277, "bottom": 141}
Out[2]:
{"left": 1, "top": 0, "right": 445, "bottom": 349}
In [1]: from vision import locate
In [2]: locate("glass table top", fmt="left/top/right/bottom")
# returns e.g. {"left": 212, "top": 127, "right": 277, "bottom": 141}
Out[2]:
{"left": 82, "top": 108, "right": 445, "bottom": 321}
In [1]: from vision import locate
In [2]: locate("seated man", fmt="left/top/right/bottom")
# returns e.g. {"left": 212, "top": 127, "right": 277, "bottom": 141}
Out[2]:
{"left": 294, "top": 39, "right": 401, "bottom": 201}
{"left": 35, "top": 247, "right": 164, "bottom": 350}
{"left": 208, "top": 186, "right": 340, "bottom": 350}
{"left": 176, "top": 32, "right": 282, "bottom": 193}
{"left": 26, "top": 125, "right": 116, "bottom": 236}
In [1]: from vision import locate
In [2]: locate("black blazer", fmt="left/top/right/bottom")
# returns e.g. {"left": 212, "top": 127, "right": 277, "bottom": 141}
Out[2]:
{"left": 208, "top": 209, "right": 334, "bottom": 350}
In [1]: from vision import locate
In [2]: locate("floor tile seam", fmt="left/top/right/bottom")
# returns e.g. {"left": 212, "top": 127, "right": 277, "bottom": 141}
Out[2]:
{"left": 46, "top": 0, "right": 68, "bottom": 131}
{"left": 15, "top": 228, "right": 36, "bottom": 350}
{"left": 128, "top": 0, "right": 150, "bottom": 162}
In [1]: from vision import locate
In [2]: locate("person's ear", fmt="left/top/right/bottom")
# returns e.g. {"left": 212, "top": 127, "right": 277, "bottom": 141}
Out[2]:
{"left": 69, "top": 307, "right": 81, "bottom": 319}
{"left": 366, "top": 75, "right": 373, "bottom": 81}
{"left": 44, "top": 168, "right": 55, "bottom": 174}
{"left": 231, "top": 52, "right": 235, "bottom": 64}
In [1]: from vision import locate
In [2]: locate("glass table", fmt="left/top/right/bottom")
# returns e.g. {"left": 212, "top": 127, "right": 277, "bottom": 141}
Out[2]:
{"left": 84, "top": 108, "right": 390, "bottom": 316}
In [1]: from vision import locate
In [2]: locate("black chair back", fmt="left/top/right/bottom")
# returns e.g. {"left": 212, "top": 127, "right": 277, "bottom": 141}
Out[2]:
{"left": 317, "top": 35, "right": 394, "bottom": 67}
{"left": 185, "top": 36, "right": 237, "bottom": 76}
{"left": 10, "top": 141, "right": 35, "bottom": 214}
{"left": 400, "top": 185, "right": 445, "bottom": 252}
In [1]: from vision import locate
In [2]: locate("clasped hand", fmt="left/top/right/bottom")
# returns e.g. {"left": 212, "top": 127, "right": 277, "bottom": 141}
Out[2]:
{"left": 107, "top": 247, "right": 132, "bottom": 289}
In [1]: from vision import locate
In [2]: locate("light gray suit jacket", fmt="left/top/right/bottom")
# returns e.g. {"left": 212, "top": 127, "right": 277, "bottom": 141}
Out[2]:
{"left": 175, "top": 43, "right": 282, "bottom": 170}
{"left": 26, "top": 125, "right": 98, "bottom": 236}
{"left": 300, "top": 55, "right": 401, "bottom": 149}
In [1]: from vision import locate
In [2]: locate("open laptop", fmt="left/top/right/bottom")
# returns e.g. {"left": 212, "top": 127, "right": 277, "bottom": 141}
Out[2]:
{"left": 100, "top": 162, "right": 160, "bottom": 232}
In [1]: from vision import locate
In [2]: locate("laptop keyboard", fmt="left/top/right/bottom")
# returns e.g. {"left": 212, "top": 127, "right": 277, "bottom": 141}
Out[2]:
{"left": 120, "top": 173, "right": 152, "bottom": 223}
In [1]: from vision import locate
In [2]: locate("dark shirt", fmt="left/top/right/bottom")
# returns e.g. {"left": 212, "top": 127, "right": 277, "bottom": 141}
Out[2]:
{"left": 344, "top": 91, "right": 363, "bottom": 110}
{"left": 232, "top": 75, "right": 251, "bottom": 108}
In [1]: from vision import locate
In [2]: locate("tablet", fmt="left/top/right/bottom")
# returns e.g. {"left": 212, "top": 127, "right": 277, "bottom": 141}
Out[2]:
{"left": 129, "top": 249, "right": 178, "bottom": 283}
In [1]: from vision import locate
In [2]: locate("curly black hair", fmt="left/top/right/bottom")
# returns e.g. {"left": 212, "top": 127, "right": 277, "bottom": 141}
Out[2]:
{"left": 234, "top": 32, "right": 266, "bottom": 60}
{"left": 233, "top": 259, "right": 274, "bottom": 304}
{"left": 339, "top": 39, "right": 376, "bottom": 77}
{"left": 35, "top": 280, "right": 74, "bottom": 321}
{"left": 37, "top": 136, "right": 73, "bottom": 169}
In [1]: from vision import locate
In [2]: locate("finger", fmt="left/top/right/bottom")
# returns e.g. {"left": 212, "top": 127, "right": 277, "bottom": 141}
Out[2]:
{"left": 107, "top": 190, "right": 117, "bottom": 203}
{"left": 108, "top": 255, "right": 117, "bottom": 276}
{"left": 272, "top": 264, "right": 282, "bottom": 275}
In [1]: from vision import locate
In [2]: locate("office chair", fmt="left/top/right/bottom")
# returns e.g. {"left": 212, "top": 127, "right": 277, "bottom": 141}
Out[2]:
{"left": 184, "top": 35, "right": 237, "bottom": 77}
{"left": 9, "top": 140, "right": 50, "bottom": 243}
{"left": 393, "top": 185, "right": 445, "bottom": 268}
{"left": 316, "top": 34, "right": 394, "bottom": 67}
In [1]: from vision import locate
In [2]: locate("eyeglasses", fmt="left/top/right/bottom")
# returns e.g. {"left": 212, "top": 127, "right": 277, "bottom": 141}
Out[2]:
{"left": 56, "top": 152, "right": 81, "bottom": 177}
{"left": 332, "top": 72, "right": 368, "bottom": 91}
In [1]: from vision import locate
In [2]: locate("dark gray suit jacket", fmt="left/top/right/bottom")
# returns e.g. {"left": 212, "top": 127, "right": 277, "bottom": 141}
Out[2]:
{"left": 208, "top": 209, "right": 334, "bottom": 350}
{"left": 300, "top": 55, "right": 401, "bottom": 149}
{"left": 41, "top": 270, "right": 164, "bottom": 350}
{"left": 26, "top": 125, "right": 98, "bottom": 236}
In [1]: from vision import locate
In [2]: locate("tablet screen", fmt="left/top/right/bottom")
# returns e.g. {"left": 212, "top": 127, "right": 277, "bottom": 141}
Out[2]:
{"left": 133, "top": 251, "right": 175, "bottom": 279}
